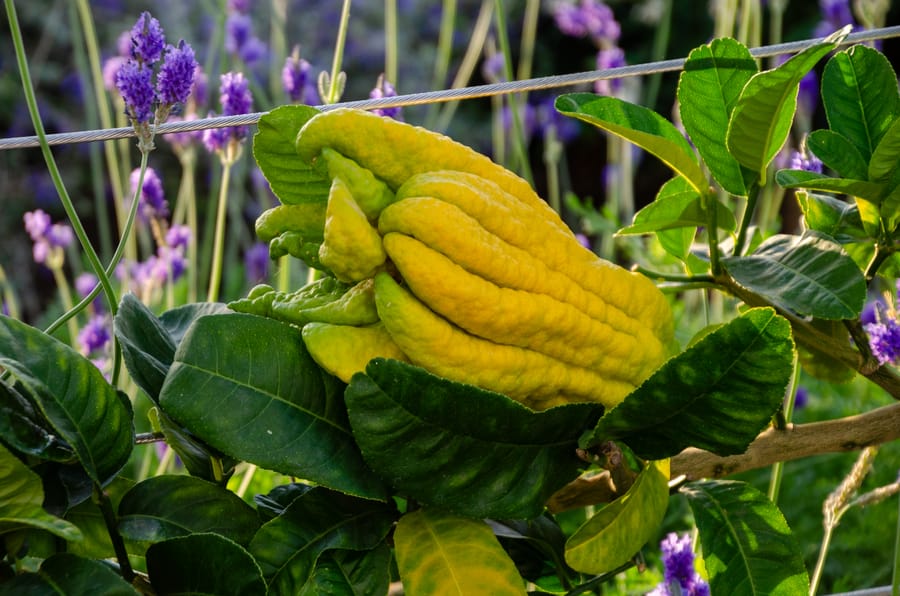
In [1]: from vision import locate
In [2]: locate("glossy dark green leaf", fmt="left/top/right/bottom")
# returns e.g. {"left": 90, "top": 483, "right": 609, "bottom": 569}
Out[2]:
{"left": 776, "top": 169, "right": 887, "bottom": 204}
{"left": 807, "top": 129, "right": 868, "bottom": 180}
{"left": 249, "top": 487, "right": 395, "bottom": 595}
{"left": 869, "top": 117, "right": 900, "bottom": 183}
{"left": 0, "top": 553, "right": 137, "bottom": 595}
{"left": 678, "top": 37, "right": 758, "bottom": 195}
{"left": 822, "top": 44, "right": 900, "bottom": 162}
{"left": 159, "top": 313, "right": 387, "bottom": 500}
{"left": 345, "top": 359, "right": 602, "bottom": 519}
{"left": 796, "top": 191, "right": 867, "bottom": 243}
{"left": 0, "top": 443, "right": 81, "bottom": 541}
{"left": 565, "top": 460, "right": 669, "bottom": 574}
{"left": 0, "top": 381, "right": 73, "bottom": 462}
{"left": 583, "top": 308, "right": 793, "bottom": 459}
{"left": 619, "top": 176, "right": 736, "bottom": 235}
{"left": 0, "top": 316, "right": 133, "bottom": 486}
{"left": 395, "top": 508, "right": 527, "bottom": 596}
{"left": 255, "top": 482, "right": 315, "bottom": 520}
{"left": 489, "top": 515, "right": 572, "bottom": 583}
{"left": 726, "top": 29, "right": 845, "bottom": 183}
{"left": 253, "top": 104, "right": 330, "bottom": 205}
{"left": 555, "top": 93, "right": 707, "bottom": 195}
{"left": 150, "top": 408, "right": 237, "bottom": 484}
{"left": 298, "top": 545, "right": 392, "bottom": 596}
{"left": 723, "top": 231, "right": 866, "bottom": 319}
{"left": 158, "top": 302, "right": 231, "bottom": 346}
{"left": 63, "top": 477, "right": 133, "bottom": 561}
{"left": 147, "top": 533, "right": 267, "bottom": 596}
{"left": 118, "top": 475, "right": 260, "bottom": 546}
{"left": 684, "top": 480, "right": 809, "bottom": 595}
{"left": 114, "top": 294, "right": 175, "bottom": 404}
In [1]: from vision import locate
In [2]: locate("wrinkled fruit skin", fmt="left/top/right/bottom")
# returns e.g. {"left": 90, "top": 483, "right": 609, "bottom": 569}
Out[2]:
{"left": 240, "top": 108, "right": 674, "bottom": 410}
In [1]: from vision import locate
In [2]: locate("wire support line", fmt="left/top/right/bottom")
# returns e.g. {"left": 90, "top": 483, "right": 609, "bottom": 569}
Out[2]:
{"left": 1, "top": 25, "right": 898, "bottom": 152}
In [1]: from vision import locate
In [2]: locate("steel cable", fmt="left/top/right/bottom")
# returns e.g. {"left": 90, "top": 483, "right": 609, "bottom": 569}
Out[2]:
{"left": 0, "top": 25, "right": 898, "bottom": 151}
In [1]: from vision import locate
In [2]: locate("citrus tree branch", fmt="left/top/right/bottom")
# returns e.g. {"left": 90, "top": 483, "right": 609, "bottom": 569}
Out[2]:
{"left": 548, "top": 401, "right": 900, "bottom": 512}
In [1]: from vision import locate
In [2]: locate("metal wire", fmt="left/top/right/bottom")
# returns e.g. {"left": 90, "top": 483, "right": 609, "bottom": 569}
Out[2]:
{"left": 1, "top": 25, "right": 898, "bottom": 151}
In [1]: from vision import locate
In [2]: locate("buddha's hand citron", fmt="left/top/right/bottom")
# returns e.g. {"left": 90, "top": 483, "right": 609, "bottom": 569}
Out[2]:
{"left": 236, "top": 108, "right": 673, "bottom": 410}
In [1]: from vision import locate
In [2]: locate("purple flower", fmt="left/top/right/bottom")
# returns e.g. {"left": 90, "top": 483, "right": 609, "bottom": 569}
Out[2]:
{"left": 648, "top": 533, "right": 710, "bottom": 596}
{"left": 115, "top": 59, "right": 155, "bottom": 124}
{"left": 865, "top": 319, "right": 900, "bottom": 366}
{"left": 157, "top": 246, "right": 187, "bottom": 282}
{"left": 129, "top": 12, "right": 166, "bottom": 65}
{"left": 245, "top": 242, "right": 270, "bottom": 284}
{"left": 370, "top": 75, "right": 402, "bottom": 120}
{"left": 78, "top": 314, "right": 111, "bottom": 356}
{"left": 798, "top": 70, "right": 819, "bottom": 119}
{"left": 794, "top": 386, "right": 808, "bottom": 410}
{"left": 228, "top": 0, "right": 251, "bottom": 13}
{"left": 204, "top": 72, "right": 254, "bottom": 152}
{"left": 225, "top": 14, "right": 253, "bottom": 55}
{"left": 116, "top": 29, "right": 133, "bottom": 58}
{"left": 166, "top": 224, "right": 192, "bottom": 250}
{"left": 595, "top": 47, "right": 626, "bottom": 96}
{"left": 102, "top": 56, "right": 128, "bottom": 91}
{"left": 481, "top": 53, "right": 506, "bottom": 83}
{"left": 190, "top": 66, "right": 208, "bottom": 108}
{"left": 130, "top": 167, "right": 169, "bottom": 221}
{"left": 554, "top": 0, "right": 620, "bottom": 45}
{"left": 24, "top": 210, "right": 73, "bottom": 266}
{"left": 24, "top": 209, "right": 51, "bottom": 241}
{"left": 282, "top": 47, "right": 316, "bottom": 104}
{"left": 789, "top": 150, "right": 823, "bottom": 173}
{"left": 533, "top": 96, "right": 581, "bottom": 142}
{"left": 157, "top": 40, "right": 198, "bottom": 106}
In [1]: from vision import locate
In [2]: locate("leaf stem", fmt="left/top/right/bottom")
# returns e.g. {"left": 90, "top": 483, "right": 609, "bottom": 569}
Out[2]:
{"left": 94, "top": 484, "right": 134, "bottom": 582}
{"left": 5, "top": 0, "right": 118, "bottom": 316}
{"left": 768, "top": 352, "right": 800, "bottom": 504}
{"left": 493, "top": 0, "right": 533, "bottom": 185}
{"left": 325, "top": 0, "right": 352, "bottom": 104}
{"left": 384, "top": 0, "right": 398, "bottom": 86}
{"left": 207, "top": 155, "right": 235, "bottom": 303}
{"left": 632, "top": 265, "right": 716, "bottom": 285}
{"left": 706, "top": 189, "right": 723, "bottom": 275}
{"left": 865, "top": 242, "right": 896, "bottom": 281}
{"left": 734, "top": 181, "right": 760, "bottom": 257}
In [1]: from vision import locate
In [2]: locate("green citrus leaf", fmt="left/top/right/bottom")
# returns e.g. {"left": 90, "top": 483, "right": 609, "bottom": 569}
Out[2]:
{"left": 0, "top": 315, "right": 133, "bottom": 486}
{"left": 619, "top": 175, "right": 736, "bottom": 235}
{"left": 583, "top": 308, "right": 793, "bottom": 459}
{"left": 807, "top": 129, "right": 868, "bottom": 180}
{"left": 253, "top": 104, "right": 330, "bottom": 205}
{"left": 345, "top": 358, "right": 602, "bottom": 519}
{"left": 869, "top": 117, "right": 900, "bottom": 183}
{"left": 796, "top": 191, "right": 866, "bottom": 243}
{"left": 394, "top": 508, "right": 526, "bottom": 596}
{"left": 775, "top": 169, "right": 887, "bottom": 204}
{"left": 147, "top": 533, "right": 267, "bottom": 596}
{"left": 678, "top": 37, "right": 758, "bottom": 195}
{"left": 565, "top": 459, "right": 670, "bottom": 574}
{"left": 0, "top": 442, "right": 81, "bottom": 541}
{"left": 248, "top": 487, "right": 395, "bottom": 595}
{"left": 723, "top": 231, "right": 866, "bottom": 319}
{"left": 822, "top": 44, "right": 900, "bottom": 162}
{"left": 726, "top": 28, "right": 847, "bottom": 183}
{"left": 555, "top": 93, "right": 708, "bottom": 195}
{"left": 0, "top": 381, "right": 73, "bottom": 462}
{"left": 114, "top": 293, "right": 175, "bottom": 404}
{"left": 159, "top": 313, "right": 388, "bottom": 500}
{"left": 118, "top": 475, "right": 260, "bottom": 546}
{"left": 0, "top": 553, "right": 136, "bottom": 595}
{"left": 298, "top": 545, "right": 392, "bottom": 596}
{"left": 684, "top": 480, "right": 809, "bottom": 596}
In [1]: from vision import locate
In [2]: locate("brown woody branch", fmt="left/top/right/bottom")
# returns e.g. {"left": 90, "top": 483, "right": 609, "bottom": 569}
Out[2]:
{"left": 548, "top": 401, "right": 900, "bottom": 512}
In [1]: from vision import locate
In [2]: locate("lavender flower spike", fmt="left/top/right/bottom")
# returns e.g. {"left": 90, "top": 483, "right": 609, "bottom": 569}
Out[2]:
{"left": 648, "top": 533, "right": 710, "bottom": 596}
{"left": 370, "top": 74, "right": 402, "bottom": 120}
{"left": 157, "top": 41, "right": 198, "bottom": 107}
{"left": 116, "top": 60, "right": 155, "bottom": 124}
{"left": 130, "top": 12, "right": 166, "bottom": 65}
{"left": 203, "top": 72, "right": 254, "bottom": 154}
{"left": 283, "top": 46, "right": 314, "bottom": 104}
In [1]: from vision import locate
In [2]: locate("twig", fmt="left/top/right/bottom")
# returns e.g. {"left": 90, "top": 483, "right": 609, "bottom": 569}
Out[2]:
{"left": 548, "top": 402, "right": 900, "bottom": 512}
